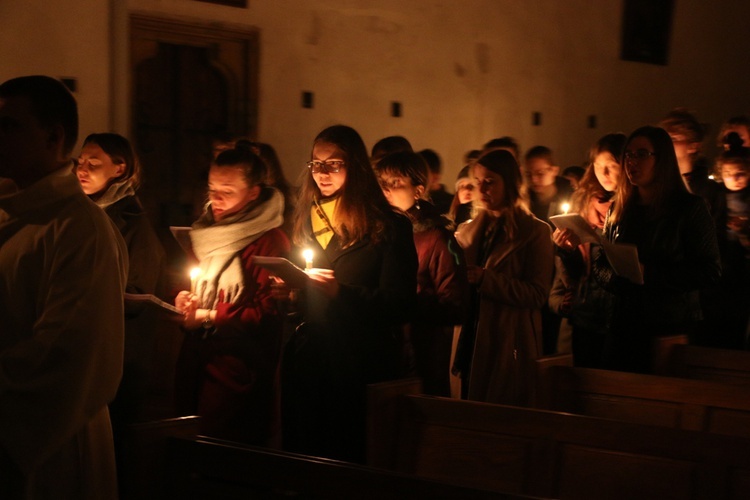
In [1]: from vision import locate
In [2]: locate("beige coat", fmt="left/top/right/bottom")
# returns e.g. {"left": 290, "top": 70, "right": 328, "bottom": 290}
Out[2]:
{"left": 455, "top": 208, "right": 553, "bottom": 405}
{"left": 0, "top": 170, "right": 126, "bottom": 499}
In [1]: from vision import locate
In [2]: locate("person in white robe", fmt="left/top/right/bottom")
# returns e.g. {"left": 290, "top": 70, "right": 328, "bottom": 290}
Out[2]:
{"left": 0, "top": 75, "right": 127, "bottom": 500}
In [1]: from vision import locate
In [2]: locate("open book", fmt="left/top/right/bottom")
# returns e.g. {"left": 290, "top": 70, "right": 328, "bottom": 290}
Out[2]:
{"left": 124, "top": 293, "right": 183, "bottom": 315}
{"left": 251, "top": 256, "right": 312, "bottom": 289}
{"left": 549, "top": 213, "right": 643, "bottom": 285}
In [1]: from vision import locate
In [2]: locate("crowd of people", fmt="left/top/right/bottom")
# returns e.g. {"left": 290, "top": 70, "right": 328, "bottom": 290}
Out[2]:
{"left": 2, "top": 74, "right": 750, "bottom": 498}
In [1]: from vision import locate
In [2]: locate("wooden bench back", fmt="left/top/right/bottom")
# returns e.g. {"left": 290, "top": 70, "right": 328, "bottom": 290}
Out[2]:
{"left": 390, "top": 395, "right": 750, "bottom": 499}
{"left": 162, "top": 436, "right": 530, "bottom": 499}
{"left": 666, "top": 344, "right": 750, "bottom": 386}
{"left": 541, "top": 365, "right": 750, "bottom": 437}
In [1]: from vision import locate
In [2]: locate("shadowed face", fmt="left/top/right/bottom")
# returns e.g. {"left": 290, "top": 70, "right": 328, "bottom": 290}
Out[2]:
{"left": 0, "top": 95, "right": 59, "bottom": 186}
{"left": 624, "top": 136, "right": 657, "bottom": 189}
{"left": 474, "top": 163, "right": 505, "bottom": 214}
{"left": 208, "top": 164, "right": 259, "bottom": 221}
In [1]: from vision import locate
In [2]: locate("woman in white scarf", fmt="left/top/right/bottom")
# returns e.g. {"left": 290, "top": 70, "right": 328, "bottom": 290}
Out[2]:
{"left": 174, "top": 141, "right": 290, "bottom": 446}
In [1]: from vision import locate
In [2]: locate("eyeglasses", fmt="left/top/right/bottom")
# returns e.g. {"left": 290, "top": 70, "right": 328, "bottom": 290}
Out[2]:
{"left": 623, "top": 149, "right": 656, "bottom": 161}
{"left": 306, "top": 160, "right": 345, "bottom": 174}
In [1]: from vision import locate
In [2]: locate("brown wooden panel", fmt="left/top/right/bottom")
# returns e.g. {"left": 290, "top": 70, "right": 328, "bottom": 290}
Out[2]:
{"left": 411, "top": 425, "right": 533, "bottom": 494}
{"left": 558, "top": 445, "right": 694, "bottom": 500}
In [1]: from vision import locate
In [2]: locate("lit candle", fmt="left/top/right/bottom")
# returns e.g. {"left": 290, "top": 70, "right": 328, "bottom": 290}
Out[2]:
{"left": 190, "top": 267, "right": 201, "bottom": 294}
{"left": 303, "top": 248, "right": 314, "bottom": 271}
{"left": 561, "top": 202, "right": 570, "bottom": 215}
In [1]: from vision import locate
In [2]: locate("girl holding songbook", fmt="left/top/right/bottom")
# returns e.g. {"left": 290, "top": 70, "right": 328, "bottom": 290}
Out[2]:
{"left": 174, "top": 141, "right": 290, "bottom": 446}
{"left": 549, "top": 133, "right": 625, "bottom": 368}
{"left": 278, "top": 125, "right": 417, "bottom": 463}
{"left": 591, "top": 126, "right": 721, "bottom": 373}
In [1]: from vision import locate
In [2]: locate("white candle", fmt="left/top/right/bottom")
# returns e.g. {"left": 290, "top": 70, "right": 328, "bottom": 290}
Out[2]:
{"left": 303, "top": 248, "right": 314, "bottom": 271}
{"left": 190, "top": 267, "right": 201, "bottom": 294}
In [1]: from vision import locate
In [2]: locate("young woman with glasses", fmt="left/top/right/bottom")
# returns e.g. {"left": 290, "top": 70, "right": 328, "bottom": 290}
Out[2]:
{"left": 278, "top": 125, "right": 417, "bottom": 463}
{"left": 592, "top": 126, "right": 721, "bottom": 373}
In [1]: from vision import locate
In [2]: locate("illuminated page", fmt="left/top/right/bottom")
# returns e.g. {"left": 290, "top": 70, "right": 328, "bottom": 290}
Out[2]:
{"left": 251, "top": 256, "right": 311, "bottom": 289}
{"left": 549, "top": 213, "right": 602, "bottom": 244}
{"left": 124, "top": 293, "right": 183, "bottom": 314}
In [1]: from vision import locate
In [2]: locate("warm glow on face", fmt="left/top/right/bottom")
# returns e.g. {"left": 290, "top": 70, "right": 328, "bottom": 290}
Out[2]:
{"left": 208, "top": 165, "right": 259, "bottom": 221}
{"left": 593, "top": 151, "right": 622, "bottom": 193}
{"left": 75, "top": 143, "right": 125, "bottom": 196}
{"left": 722, "top": 163, "right": 750, "bottom": 192}
{"left": 311, "top": 142, "right": 347, "bottom": 198}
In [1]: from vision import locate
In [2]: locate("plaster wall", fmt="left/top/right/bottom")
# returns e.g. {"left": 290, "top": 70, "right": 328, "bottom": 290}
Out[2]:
{"left": 2, "top": 0, "right": 750, "bottom": 185}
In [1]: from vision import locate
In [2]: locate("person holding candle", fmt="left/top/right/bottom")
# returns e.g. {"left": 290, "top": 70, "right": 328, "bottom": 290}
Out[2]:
{"left": 174, "top": 140, "right": 290, "bottom": 446}
{"left": 278, "top": 125, "right": 417, "bottom": 463}
{"left": 549, "top": 133, "right": 625, "bottom": 367}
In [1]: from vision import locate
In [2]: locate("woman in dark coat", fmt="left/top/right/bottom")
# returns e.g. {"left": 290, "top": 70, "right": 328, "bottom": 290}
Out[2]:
{"left": 75, "top": 133, "right": 165, "bottom": 425}
{"left": 592, "top": 126, "right": 721, "bottom": 373}
{"left": 375, "top": 151, "right": 467, "bottom": 397}
{"left": 279, "top": 125, "right": 417, "bottom": 463}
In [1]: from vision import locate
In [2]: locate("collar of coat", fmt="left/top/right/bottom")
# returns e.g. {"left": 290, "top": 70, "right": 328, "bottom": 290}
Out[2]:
{"left": 455, "top": 208, "right": 541, "bottom": 267}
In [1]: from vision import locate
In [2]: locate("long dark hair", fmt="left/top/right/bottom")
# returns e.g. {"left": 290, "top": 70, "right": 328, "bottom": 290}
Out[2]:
{"left": 611, "top": 125, "right": 686, "bottom": 225}
{"left": 293, "top": 125, "right": 393, "bottom": 247}
{"left": 474, "top": 148, "right": 529, "bottom": 240}
{"left": 82, "top": 133, "right": 141, "bottom": 189}
{"left": 572, "top": 133, "right": 626, "bottom": 214}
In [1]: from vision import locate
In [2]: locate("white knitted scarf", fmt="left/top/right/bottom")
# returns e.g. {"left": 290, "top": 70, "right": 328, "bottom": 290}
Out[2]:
{"left": 190, "top": 187, "right": 284, "bottom": 309}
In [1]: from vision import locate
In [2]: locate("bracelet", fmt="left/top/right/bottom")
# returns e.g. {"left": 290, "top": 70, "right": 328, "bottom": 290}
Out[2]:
{"left": 202, "top": 310, "right": 215, "bottom": 329}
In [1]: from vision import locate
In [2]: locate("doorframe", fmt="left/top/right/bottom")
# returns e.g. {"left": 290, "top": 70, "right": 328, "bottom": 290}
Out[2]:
{"left": 129, "top": 12, "right": 260, "bottom": 141}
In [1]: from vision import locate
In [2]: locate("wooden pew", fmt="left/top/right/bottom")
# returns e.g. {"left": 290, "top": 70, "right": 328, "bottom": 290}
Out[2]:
{"left": 387, "top": 395, "right": 750, "bottom": 499}
{"left": 162, "top": 436, "right": 530, "bottom": 499}
{"left": 666, "top": 343, "right": 750, "bottom": 386}
{"left": 118, "top": 415, "right": 201, "bottom": 500}
{"left": 539, "top": 365, "right": 750, "bottom": 437}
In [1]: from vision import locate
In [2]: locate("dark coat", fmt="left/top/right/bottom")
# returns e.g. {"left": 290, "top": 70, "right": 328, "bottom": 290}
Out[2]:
{"left": 593, "top": 192, "right": 721, "bottom": 372}
{"left": 282, "top": 209, "right": 418, "bottom": 463}
{"left": 105, "top": 195, "right": 166, "bottom": 426}
{"left": 407, "top": 202, "right": 467, "bottom": 396}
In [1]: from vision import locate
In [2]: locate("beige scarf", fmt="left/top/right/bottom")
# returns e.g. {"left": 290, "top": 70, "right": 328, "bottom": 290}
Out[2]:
{"left": 190, "top": 187, "right": 284, "bottom": 309}
{"left": 91, "top": 178, "right": 136, "bottom": 209}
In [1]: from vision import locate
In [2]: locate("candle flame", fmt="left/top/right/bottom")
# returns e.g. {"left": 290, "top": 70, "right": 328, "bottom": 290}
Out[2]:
{"left": 561, "top": 202, "right": 570, "bottom": 215}
{"left": 190, "top": 267, "right": 201, "bottom": 280}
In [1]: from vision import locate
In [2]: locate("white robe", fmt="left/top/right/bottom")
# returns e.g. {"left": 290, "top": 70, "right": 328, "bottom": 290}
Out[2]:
{"left": 0, "top": 169, "right": 127, "bottom": 499}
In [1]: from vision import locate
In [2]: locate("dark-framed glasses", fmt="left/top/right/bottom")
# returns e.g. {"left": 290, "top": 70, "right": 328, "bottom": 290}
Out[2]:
{"left": 623, "top": 149, "right": 656, "bottom": 161}
{"left": 306, "top": 160, "right": 345, "bottom": 174}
